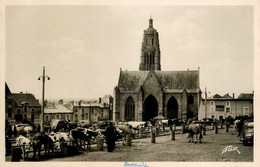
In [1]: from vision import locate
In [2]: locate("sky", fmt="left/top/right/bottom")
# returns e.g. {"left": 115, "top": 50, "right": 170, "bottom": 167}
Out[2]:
{"left": 5, "top": 5, "right": 254, "bottom": 100}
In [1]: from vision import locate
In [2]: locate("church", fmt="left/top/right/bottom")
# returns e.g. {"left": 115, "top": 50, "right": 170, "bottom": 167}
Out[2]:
{"left": 113, "top": 18, "right": 201, "bottom": 122}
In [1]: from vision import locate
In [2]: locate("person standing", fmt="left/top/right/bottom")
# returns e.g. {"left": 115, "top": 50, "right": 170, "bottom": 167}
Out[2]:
{"left": 13, "top": 125, "right": 17, "bottom": 137}
{"left": 105, "top": 122, "right": 116, "bottom": 152}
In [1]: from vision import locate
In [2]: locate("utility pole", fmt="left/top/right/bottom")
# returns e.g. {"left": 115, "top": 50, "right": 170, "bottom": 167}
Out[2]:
{"left": 205, "top": 87, "right": 207, "bottom": 119}
{"left": 38, "top": 66, "right": 50, "bottom": 132}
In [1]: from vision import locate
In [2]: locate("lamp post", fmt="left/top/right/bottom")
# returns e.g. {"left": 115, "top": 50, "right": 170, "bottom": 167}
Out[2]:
{"left": 205, "top": 87, "right": 207, "bottom": 119}
{"left": 204, "top": 87, "right": 211, "bottom": 119}
{"left": 38, "top": 66, "right": 50, "bottom": 132}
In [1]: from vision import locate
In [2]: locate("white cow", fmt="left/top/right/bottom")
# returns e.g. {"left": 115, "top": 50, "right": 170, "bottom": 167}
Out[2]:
{"left": 16, "top": 135, "right": 33, "bottom": 159}
{"left": 55, "top": 132, "right": 71, "bottom": 142}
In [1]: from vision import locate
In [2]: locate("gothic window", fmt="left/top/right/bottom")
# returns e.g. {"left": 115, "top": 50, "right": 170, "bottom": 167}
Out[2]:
{"left": 152, "top": 38, "right": 154, "bottom": 45}
{"left": 188, "top": 95, "right": 194, "bottom": 104}
{"left": 24, "top": 105, "right": 27, "bottom": 112}
{"left": 146, "top": 38, "right": 148, "bottom": 45}
{"left": 144, "top": 53, "right": 148, "bottom": 64}
{"left": 150, "top": 54, "right": 154, "bottom": 64}
{"left": 125, "top": 97, "right": 135, "bottom": 121}
{"left": 31, "top": 113, "right": 34, "bottom": 122}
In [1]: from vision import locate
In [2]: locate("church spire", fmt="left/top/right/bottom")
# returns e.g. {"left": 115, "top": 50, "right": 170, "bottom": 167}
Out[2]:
{"left": 149, "top": 16, "right": 153, "bottom": 28}
{"left": 139, "top": 17, "right": 161, "bottom": 71}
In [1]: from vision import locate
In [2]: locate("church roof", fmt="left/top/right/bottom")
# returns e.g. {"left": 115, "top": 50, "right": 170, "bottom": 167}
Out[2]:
{"left": 154, "top": 71, "right": 199, "bottom": 90}
{"left": 118, "top": 71, "right": 149, "bottom": 92}
{"left": 118, "top": 70, "right": 199, "bottom": 92}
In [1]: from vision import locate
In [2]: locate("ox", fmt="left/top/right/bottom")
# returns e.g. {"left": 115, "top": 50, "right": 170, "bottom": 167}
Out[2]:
{"left": 16, "top": 135, "right": 33, "bottom": 159}
{"left": 70, "top": 128, "right": 99, "bottom": 150}
{"left": 32, "top": 132, "right": 55, "bottom": 159}
{"left": 187, "top": 122, "right": 203, "bottom": 144}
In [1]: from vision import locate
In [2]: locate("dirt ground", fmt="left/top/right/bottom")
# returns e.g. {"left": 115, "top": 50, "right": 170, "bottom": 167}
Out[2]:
{"left": 44, "top": 127, "right": 253, "bottom": 162}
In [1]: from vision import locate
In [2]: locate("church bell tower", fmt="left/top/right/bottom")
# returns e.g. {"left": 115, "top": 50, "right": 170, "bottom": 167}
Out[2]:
{"left": 139, "top": 17, "right": 161, "bottom": 71}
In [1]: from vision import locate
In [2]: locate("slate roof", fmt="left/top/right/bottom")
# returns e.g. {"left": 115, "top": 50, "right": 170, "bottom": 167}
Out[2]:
{"left": 118, "top": 71, "right": 149, "bottom": 92}
{"left": 222, "top": 93, "right": 232, "bottom": 99}
{"left": 7, "top": 93, "right": 41, "bottom": 107}
{"left": 44, "top": 104, "right": 73, "bottom": 114}
{"left": 212, "top": 94, "right": 222, "bottom": 98}
{"left": 237, "top": 93, "right": 254, "bottom": 99}
{"left": 118, "top": 70, "right": 199, "bottom": 92}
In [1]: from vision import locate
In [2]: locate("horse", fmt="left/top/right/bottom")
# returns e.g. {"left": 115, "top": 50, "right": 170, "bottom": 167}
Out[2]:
{"left": 186, "top": 122, "right": 203, "bottom": 144}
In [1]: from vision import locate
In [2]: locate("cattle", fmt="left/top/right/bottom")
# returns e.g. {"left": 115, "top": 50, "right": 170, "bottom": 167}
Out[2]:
{"left": 32, "top": 132, "right": 55, "bottom": 159}
{"left": 16, "top": 135, "right": 33, "bottom": 159}
{"left": 187, "top": 122, "right": 203, "bottom": 144}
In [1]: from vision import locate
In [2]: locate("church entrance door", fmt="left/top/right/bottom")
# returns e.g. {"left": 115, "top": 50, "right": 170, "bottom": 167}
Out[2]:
{"left": 167, "top": 97, "right": 178, "bottom": 119}
{"left": 143, "top": 95, "right": 158, "bottom": 121}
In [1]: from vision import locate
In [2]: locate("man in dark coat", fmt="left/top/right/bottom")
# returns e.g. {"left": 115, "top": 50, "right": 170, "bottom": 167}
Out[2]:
{"left": 105, "top": 122, "right": 116, "bottom": 152}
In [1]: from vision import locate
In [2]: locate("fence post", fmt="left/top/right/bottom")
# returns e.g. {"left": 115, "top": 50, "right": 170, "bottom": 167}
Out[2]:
{"left": 203, "top": 125, "right": 206, "bottom": 135}
{"left": 151, "top": 131, "right": 155, "bottom": 143}
{"left": 156, "top": 127, "right": 159, "bottom": 136}
{"left": 97, "top": 137, "right": 104, "bottom": 151}
{"left": 126, "top": 134, "right": 132, "bottom": 146}
{"left": 226, "top": 124, "right": 229, "bottom": 132}
{"left": 215, "top": 125, "right": 218, "bottom": 134}
{"left": 171, "top": 130, "right": 175, "bottom": 140}
{"left": 139, "top": 128, "right": 143, "bottom": 138}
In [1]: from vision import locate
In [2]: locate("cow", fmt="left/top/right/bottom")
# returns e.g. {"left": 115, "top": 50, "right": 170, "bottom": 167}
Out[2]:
{"left": 32, "top": 132, "right": 55, "bottom": 159}
{"left": 16, "top": 135, "right": 33, "bottom": 159}
{"left": 187, "top": 122, "right": 203, "bottom": 144}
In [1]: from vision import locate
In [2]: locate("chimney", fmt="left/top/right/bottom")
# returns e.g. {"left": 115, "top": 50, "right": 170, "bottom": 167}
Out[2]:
{"left": 233, "top": 93, "right": 235, "bottom": 99}
{"left": 99, "top": 97, "right": 102, "bottom": 104}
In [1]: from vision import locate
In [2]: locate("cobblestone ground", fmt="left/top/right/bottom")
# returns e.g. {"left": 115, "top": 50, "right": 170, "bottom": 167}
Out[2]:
{"left": 42, "top": 126, "right": 253, "bottom": 162}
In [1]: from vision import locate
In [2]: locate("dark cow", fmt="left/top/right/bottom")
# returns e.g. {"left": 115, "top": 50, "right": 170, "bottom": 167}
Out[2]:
{"left": 32, "top": 132, "right": 55, "bottom": 159}
{"left": 187, "top": 122, "right": 203, "bottom": 144}
{"left": 70, "top": 128, "right": 99, "bottom": 149}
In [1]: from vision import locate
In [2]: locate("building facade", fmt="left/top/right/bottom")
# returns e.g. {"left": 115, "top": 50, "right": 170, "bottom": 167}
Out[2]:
{"left": 198, "top": 93, "right": 254, "bottom": 120}
{"left": 5, "top": 83, "right": 41, "bottom": 124}
{"left": 72, "top": 95, "right": 113, "bottom": 123}
{"left": 44, "top": 102, "right": 74, "bottom": 126}
{"left": 113, "top": 18, "right": 201, "bottom": 122}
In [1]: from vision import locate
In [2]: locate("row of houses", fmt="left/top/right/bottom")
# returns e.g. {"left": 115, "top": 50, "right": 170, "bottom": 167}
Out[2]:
{"left": 43, "top": 96, "right": 113, "bottom": 125}
{"left": 5, "top": 82, "right": 253, "bottom": 126}
{"left": 198, "top": 93, "right": 254, "bottom": 120}
{"left": 5, "top": 83, "right": 113, "bottom": 126}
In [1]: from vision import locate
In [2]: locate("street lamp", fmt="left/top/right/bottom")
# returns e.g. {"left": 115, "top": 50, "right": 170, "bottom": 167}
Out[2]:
{"left": 38, "top": 66, "right": 50, "bottom": 132}
{"left": 204, "top": 87, "right": 210, "bottom": 119}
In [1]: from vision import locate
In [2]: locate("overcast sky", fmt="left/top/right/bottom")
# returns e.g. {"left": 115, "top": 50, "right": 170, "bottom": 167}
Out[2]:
{"left": 5, "top": 5, "right": 254, "bottom": 100}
